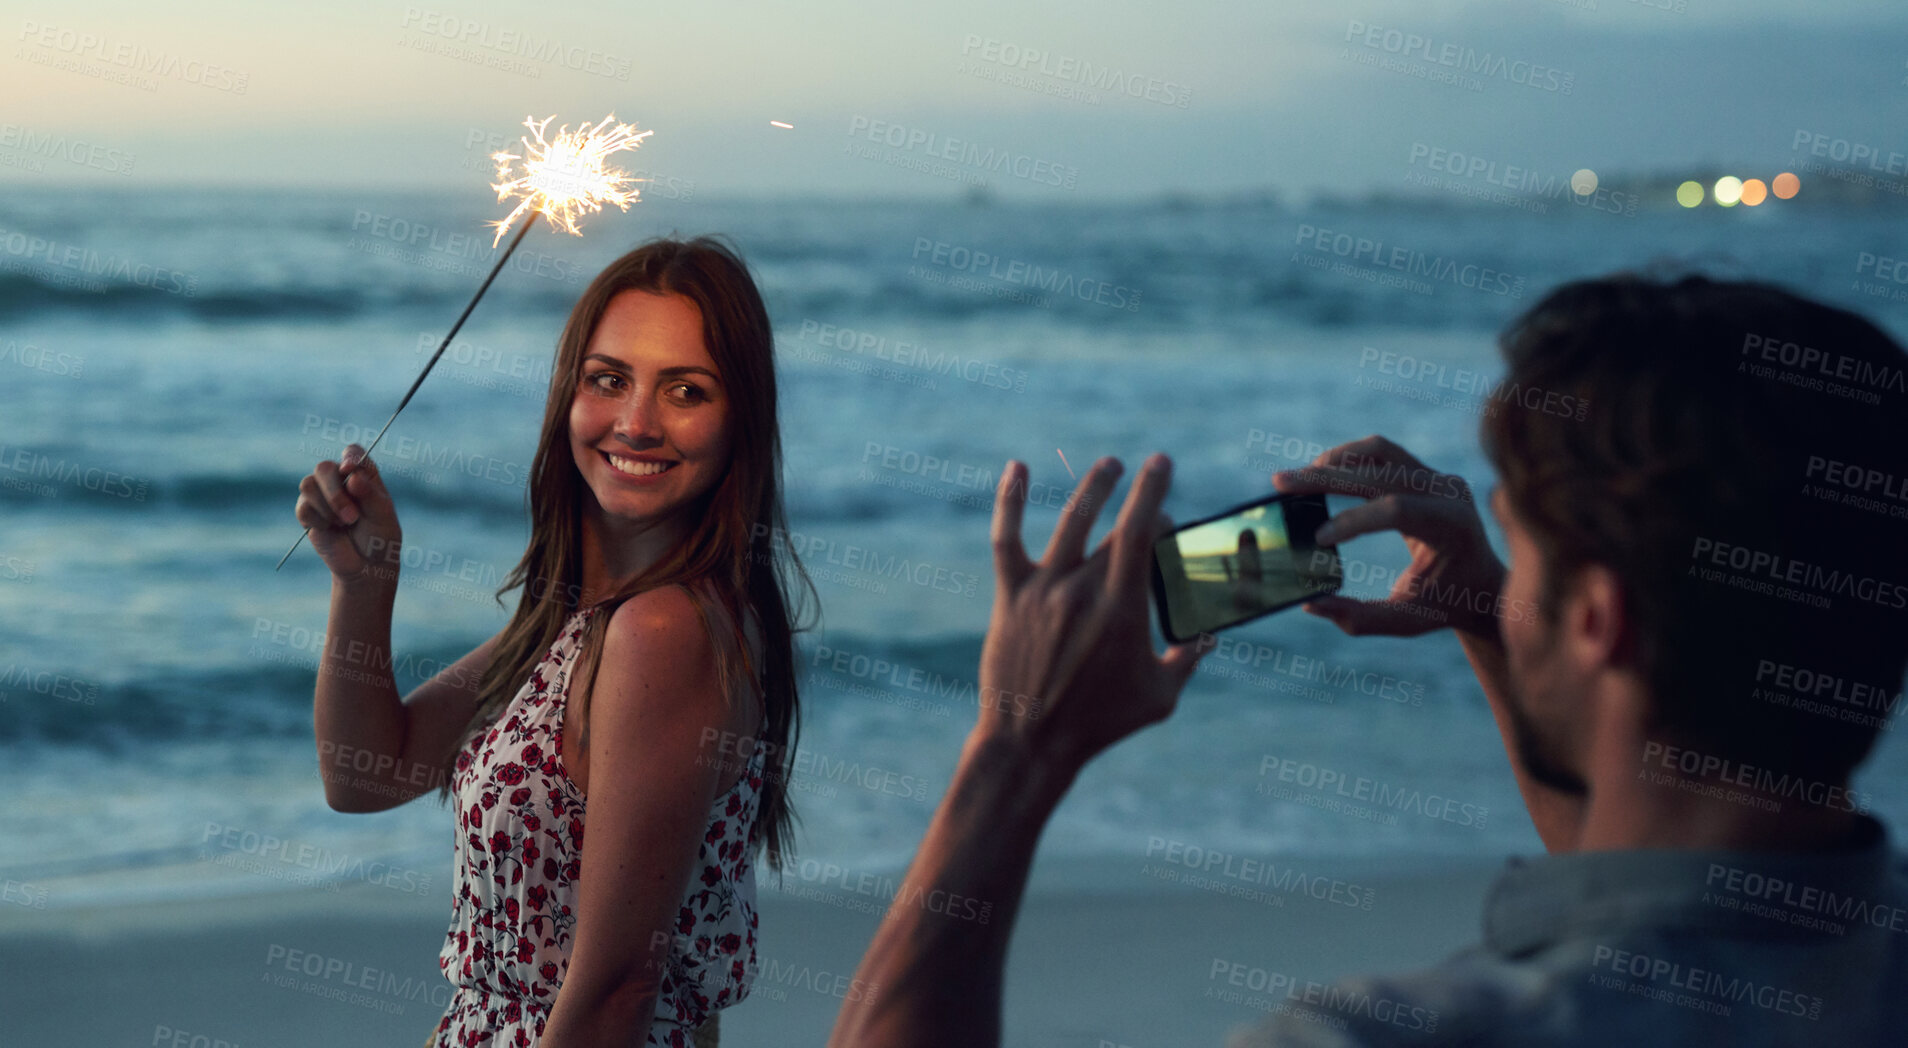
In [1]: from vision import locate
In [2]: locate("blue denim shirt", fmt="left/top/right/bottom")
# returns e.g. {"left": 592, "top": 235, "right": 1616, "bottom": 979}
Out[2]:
{"left": 1227, "top": 817, "right": 1908, "bottom": 1046}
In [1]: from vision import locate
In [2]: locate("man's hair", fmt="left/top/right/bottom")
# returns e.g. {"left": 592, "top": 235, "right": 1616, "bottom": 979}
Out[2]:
{"left": 1482, "top": 274, "right": 1908, "bottom": 782}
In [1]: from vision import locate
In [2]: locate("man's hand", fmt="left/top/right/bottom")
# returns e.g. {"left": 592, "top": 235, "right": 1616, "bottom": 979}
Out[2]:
{"left": 1271, "top": 434, "right": 1505, "bottom": 639}
{"left": 1274, "top": 435, "right": 1583, "bottom": 851}
{"left": 827, "top": 452, "right": 1210, "bottom": 1048}
{"left": 975, "top": 453, "right": 1211, "bottom": 776}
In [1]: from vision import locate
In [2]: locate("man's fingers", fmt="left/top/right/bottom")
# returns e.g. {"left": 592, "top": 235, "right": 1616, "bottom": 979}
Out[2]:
{"left": 1043, "top": 457, "right": 1122, "bottom": 569}
{"left": 990, "top": 459, "right": 1034, "bottom": 590}
{"left": 1273, "top": 434, "right": 1440, "bottom": 500}
{"left": 1159, "top": 636, "right": 1209, "bottom": 692}
{"left": 1107, "top": 453, "right": 1172, "bottom": 593}
{"left": 1302, "top": 595, "right": 1439, "bottom": 638}
{"left": 1303, "top": 596, "right": 1385, "bottom": 636}
{"left": 1312, "top": 434, "right": 1429, "bottom": 474}
{"left": 1314, "top": 495, "right": 1410, "bottom": 546}
{"left": 1271, "top": 464, "right": 1387, "bottom": 501}
{"left": 1273, "top": 463, "right": 1412, "bottom": 503}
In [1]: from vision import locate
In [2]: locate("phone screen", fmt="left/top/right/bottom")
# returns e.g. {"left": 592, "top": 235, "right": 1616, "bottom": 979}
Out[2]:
{"left": 1150, "top": 492, "right": 1342, "bottom": 643}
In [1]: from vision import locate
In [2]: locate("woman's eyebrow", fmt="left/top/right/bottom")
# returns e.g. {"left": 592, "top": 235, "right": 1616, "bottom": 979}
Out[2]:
{"left": 581, "top": 355, "right": 720, "bottom": 383}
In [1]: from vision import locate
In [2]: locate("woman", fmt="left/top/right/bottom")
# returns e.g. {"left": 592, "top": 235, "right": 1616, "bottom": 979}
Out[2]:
{"left": 295, "top": 237, "right": 815, "bottom": 1047}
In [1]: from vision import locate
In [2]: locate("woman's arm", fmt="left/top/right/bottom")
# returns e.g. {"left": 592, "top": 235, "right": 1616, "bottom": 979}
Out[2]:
{"left": 539, "top": 584, "right": 747, "bottom": 1048}
{"left": 317, "top": 602, "right": 503, "bottom": 814}
{"left": 312, "top": 568, "right": 404, "bottom": 811}
{"left": 302, "top": 445, "right": 498, "bottom": 813}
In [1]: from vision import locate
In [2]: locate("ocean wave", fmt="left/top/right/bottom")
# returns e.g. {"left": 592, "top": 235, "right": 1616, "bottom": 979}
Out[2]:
{"left": 0, "top": 631, "right": 990, "bottom": 749}
{"left": 0, "top": 663, "right": 315, "bottom": 748}
{"left": 0, "top": 465, "right": 531, "bottom": 520}
{"left": 0, "top": 268, "right": 584, "bottom": 323}
{"left": 0, "top": 269, "right": 373, "bottom": 322}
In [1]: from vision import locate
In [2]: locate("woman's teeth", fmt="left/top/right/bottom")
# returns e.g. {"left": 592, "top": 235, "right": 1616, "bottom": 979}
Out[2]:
{"left": 608, "top": 454, "right": 674, "bottom": 477}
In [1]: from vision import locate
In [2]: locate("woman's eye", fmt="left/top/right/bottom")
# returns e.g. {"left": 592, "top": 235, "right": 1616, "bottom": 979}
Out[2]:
{"left": 586, "top": 372, "right": 625, "bottom": 394}
{"left": 668, "top": 382, "right": 706, "bottom": 403}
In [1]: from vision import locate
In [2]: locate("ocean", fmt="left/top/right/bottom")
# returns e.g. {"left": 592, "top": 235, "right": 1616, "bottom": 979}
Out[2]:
{"left": 3, "top": 185, "right": 1906, "bottom": 909}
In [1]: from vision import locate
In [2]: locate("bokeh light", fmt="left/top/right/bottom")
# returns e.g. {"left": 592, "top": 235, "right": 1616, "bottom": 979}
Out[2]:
{"left": 1740, "top": 179, "right": 1768, "bottom": 206}
{"left": 1714, "top": 176, "right": 1743, "bottom": 207}
{"left": 1677, "top": 180, "right": 1705, "bottom": 208}
{"left": 1571, "top": 169, "right": 1598, "bottom": 196}
{"left": 1773, "top": 172, "right": 1801, "bottom": 199}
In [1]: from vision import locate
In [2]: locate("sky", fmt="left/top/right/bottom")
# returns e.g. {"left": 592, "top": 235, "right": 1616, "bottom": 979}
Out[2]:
{"left": 3, "top": 0, "right": 1906, "bottom": 200}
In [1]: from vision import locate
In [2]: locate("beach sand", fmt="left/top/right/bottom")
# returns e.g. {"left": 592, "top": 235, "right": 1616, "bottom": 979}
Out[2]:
{"left": 0, "top": 856, "right": 1498, "bottom": 1047}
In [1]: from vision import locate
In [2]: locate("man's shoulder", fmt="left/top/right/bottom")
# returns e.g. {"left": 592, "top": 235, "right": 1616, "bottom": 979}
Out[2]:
{"left": 1219, "top": 910, "right": 1908, "bottom": 1047}
{"left": 1213, "top": 934, "right": 1741, "bottom": 1048}
{"left": 1218, "top": 946, "right": 1523, "bottom": 1048}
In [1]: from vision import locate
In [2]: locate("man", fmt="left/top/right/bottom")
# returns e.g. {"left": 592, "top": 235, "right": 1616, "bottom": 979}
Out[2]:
{"left": 825, "top": 275, "right": 1908, "bottom": 1046}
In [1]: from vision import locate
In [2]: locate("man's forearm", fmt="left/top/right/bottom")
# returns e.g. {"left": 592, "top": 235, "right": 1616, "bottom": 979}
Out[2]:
{"left": 827, "top": 732, "right": 1076, "bottom": 1048}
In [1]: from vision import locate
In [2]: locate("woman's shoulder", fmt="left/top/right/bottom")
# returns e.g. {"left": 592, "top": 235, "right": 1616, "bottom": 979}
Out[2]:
{"left": 589, "top": 588, "right": 717, "bottom": 708}
{"left": 599, "top": 582, "right": 702, "bottom": 635}
{"left": 599, "top": 582, "right": 766, "bottom": 691}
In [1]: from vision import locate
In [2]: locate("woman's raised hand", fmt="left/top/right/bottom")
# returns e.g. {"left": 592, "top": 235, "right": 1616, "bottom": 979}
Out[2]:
{"left": 294, "top": 443, "right": 403, "bottom": 584}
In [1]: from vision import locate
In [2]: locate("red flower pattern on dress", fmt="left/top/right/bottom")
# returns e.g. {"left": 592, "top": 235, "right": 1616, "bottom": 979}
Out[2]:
{"left": 434, "top": 606, "right": 765, "bottom": 1047}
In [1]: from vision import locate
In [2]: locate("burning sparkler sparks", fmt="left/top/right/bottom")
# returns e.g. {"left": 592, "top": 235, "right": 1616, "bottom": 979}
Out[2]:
{"left": 277, "top": 113, "right": 651, "bottom": 570}
{"left": 488, "top": 113, "right": 653, "bottom": 246}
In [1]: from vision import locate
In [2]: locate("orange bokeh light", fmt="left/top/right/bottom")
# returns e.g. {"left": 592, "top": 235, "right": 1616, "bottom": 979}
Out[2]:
{"left": 1740, "top": 179, "right": 1768, "bottom": 206}
{"left": 1772, "top": 172, "right": 1800, "bottom": 200}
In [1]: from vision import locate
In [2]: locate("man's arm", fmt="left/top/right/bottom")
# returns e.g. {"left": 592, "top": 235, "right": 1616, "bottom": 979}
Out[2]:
{"left": 828, "top": 453, "right": 1208, "bottom": 1048}
{"left": 824, "top": 733, "right": 1072, "bottom": 1048}
{"left": 1272, "top": 435, "right": 1584, "bottom": 853}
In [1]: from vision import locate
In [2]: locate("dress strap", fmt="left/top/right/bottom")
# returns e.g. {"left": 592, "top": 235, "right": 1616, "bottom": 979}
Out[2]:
{"left": 555, "top": 605, "right": 598, "bottom": 679}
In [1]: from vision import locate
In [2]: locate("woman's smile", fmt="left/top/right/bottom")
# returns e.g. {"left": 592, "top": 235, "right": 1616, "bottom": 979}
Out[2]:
{"left": 602, "top": 451, "right": 679, "bottom": 480}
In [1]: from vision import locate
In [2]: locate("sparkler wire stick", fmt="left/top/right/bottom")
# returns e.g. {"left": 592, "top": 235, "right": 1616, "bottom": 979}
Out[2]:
{"left": 274, "top": 219, "right": 536, "bottom": 571}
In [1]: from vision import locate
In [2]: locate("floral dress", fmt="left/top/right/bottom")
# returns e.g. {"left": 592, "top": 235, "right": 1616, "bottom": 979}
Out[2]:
{"left": 433, "top": 605, "right": 765, "bottom": 1047}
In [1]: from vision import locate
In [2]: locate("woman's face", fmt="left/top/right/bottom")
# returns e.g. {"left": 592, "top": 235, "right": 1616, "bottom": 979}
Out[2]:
{"left": 569, "top": 289, "right": 732, "bottom": 531}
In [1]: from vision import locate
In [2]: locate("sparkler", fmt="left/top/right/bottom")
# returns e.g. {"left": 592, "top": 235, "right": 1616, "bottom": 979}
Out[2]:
{"left": 487, "top": 113, "right": 652, "bottom": 246}
{"left": 276, "top": 114, "right": 652, "bottom": 570}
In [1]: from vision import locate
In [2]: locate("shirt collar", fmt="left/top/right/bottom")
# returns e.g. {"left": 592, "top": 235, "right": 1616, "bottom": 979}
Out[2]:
{"left": 1482, "top": 815, "right": 1899, "bottom": 957}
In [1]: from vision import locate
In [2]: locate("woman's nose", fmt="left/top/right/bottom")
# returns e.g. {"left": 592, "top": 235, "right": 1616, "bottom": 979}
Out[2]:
{"left": 614, "top": 390, "right": 664, "bottom": 441}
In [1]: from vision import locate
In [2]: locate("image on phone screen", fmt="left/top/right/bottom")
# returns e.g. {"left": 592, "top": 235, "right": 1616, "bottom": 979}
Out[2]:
{"left": 1150, "top": 492, "right": 1342, "bottom": 643}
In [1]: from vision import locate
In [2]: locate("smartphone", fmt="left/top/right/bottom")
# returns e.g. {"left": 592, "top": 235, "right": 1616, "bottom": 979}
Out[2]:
{"left": 1150, "top": 491, "right": 1342, "bottom": 643}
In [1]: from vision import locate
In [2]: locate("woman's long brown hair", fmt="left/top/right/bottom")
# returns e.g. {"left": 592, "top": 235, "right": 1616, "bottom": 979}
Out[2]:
{"left": 436, "top": 235, "right": 816, "bottom": 870}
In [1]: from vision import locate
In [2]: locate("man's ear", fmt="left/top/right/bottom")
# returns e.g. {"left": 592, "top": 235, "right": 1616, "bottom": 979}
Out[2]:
{"left": 1562, "top": 563, "right": 1631, "bottom": 672}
